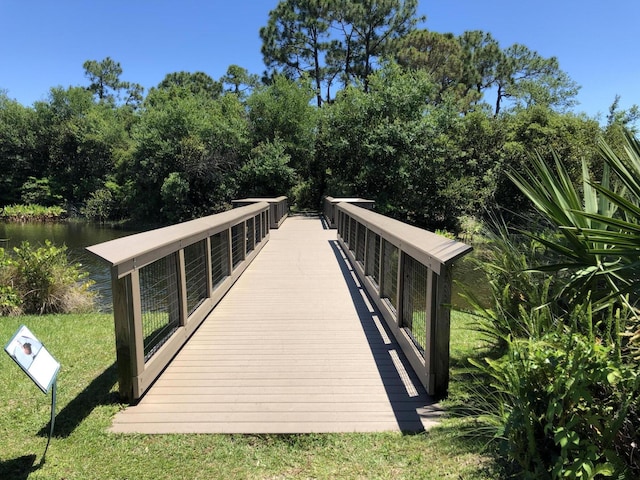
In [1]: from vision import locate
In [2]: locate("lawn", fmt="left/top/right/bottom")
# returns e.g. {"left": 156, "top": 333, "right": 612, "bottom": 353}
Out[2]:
{"left": 0, "top": 311, "right": 500, "bottom": 479}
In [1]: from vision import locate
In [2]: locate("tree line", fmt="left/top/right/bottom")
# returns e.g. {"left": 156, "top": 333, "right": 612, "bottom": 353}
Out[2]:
{"left": 0, "top": 0, "right": 637, "bottom": 231}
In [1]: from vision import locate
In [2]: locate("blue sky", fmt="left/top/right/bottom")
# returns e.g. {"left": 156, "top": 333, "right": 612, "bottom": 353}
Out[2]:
{"left": 1, "top": 1, "right": 638, "bottom": 121}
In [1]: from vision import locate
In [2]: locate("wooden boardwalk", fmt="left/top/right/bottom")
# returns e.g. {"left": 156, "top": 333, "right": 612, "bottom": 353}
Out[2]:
{"left": 111, "top": 215, "right": 441, "bottom": 434}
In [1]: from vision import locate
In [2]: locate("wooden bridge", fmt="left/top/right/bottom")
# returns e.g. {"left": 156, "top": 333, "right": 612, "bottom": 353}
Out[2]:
{"left": 87, "top": 198, "right": 471, "bottom": 434}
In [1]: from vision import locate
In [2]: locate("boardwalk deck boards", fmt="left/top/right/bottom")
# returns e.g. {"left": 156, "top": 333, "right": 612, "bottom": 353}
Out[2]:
{"left": 111, "top": 215, "right": 440, "bottom": 434}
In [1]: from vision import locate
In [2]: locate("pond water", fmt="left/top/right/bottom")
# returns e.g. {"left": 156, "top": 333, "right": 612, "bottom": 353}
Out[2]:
{"left": 0, "top": 221, "right": 143, "bottom": 311}
{"left": 0, "top": 220, "right": 489, "bottom": 313}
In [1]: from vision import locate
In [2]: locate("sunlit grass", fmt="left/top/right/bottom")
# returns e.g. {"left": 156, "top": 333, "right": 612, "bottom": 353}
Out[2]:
{"left": 0, "top": 312, "right": 499, "bottom": 479}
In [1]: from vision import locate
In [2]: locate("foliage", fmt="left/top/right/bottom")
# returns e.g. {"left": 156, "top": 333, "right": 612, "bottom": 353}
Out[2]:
{"left": 238, "top": 138, "right": 297, "bottom": 197}
{"left": 247, "top": 75, "right": 317, "bottom": 176}
{"left": 0, "top": 248, "right": 22, "bottom": 315}
{"left": 471, "top": 332, "right": 639, "bottom": 478}
{"left": 507, "top": 132, "right": 640, "bottom": 349}
{"left": 0, "top": 240, "right": 95, "bottom": 314}
{"left": 20, "top": 176, "right": 62, "bottom": 206}
{"left": 458, "top": 131, "right": 640, "bottom": 477}
{"left": 128, "top": 88, "right": 250, "bottom": 220}
{"left": 83, "top": 56, "right": 144, "bottom": 107}
{"left": 155, "top": 71, "right": 222, "bottom": 99}
{"left": 0, "top": 204, "right": 66, "bottom": 221}
{"left": 81, "top": 187, "right": 115, "bottom": 222}
{"left": 0, "top": 93, "right": 39, "bottom": 205}
{"left": 160, "top": 172, "right": 190, "bottom": 223}
{"left": 221, "top": 64, "right": 260, "bottom": 97}
{"left": 260, "top": 0, "right": 423, "bottom": 104}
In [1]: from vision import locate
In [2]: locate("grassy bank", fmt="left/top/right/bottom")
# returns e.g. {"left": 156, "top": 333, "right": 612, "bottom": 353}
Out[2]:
{"left": 0, "top": 311, "right": 499, "bottom": 479}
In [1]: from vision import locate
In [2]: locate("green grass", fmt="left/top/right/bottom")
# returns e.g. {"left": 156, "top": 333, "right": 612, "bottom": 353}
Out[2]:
{"left": 0, "top": 312, "right": 500, "bottom": 479}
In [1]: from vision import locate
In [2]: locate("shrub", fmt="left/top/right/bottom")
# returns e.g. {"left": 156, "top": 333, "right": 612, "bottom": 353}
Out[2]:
{"left": 471, "top": 331, "right": 639, "bottom": 478}
{"left": 81, "top": 187, "right": 115, "bottom": 222}
{"left": 0, "top": 249, "right": 22, "bottom": 316}
{"left": 0, "top": 204, "right": 66, "bottom": 222}
{"left": 1, "top": 241, "right": 95, "bottom": 314}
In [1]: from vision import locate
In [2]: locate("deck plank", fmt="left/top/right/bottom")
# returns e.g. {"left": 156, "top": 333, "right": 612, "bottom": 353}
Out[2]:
{"left": 111, "top": 215, "right": 439, "bottom": 434}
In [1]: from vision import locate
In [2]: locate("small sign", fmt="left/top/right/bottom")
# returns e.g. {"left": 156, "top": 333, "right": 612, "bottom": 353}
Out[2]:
{"left": 5, "top": 325, "right": 60, "bottom": 394}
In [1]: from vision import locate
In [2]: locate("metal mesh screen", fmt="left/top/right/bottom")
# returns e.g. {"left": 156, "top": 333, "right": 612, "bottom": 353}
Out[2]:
{"left": 210, "top": 230, "right": 230, "bottom": 289}
{"left": 140, "top": 254, "right": 180, "bottom": 361}
{"left": 254, "top": 214, "right": 261, "bottom": 245}
{"left": 246, "top": 217, "right": 255, "bottom": 254}
{"left": 355, "top": 222, "right": 366, "bottom": 265}
{"left": 349, "top": 217, "right": 357, "bottom": 252}
{"left": 402, "top": 253, "right": 428, "bottom": 352}
{"left": 264, "top": 211, "right": 269, "bottom": 235}
{"left": 184, "top": 240, "right": 207, "bottom": 316}
{"left": 381, "top": 239, "right": 399, "bottom": 312}
{"left": 231, "top": 223, "right": 244, "bottom": 268}
{"left": 365, "top": 231, "right": 381, "bottom": 286}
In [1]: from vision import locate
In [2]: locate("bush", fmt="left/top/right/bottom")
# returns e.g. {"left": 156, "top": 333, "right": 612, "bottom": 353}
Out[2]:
{"left": 81, "top": 187, "right": 115, "bottom": 222}
{"left": 0, "top": 241, "right": 95, "bottom": 314}
{"left": 0, "top": 249, "right": 22, "bottom": 316}
{"left": 472, "top": 331, "right": 639, "bottom": 478}
{"left": 0, "top": 204, "right": 66, "bottom": 222}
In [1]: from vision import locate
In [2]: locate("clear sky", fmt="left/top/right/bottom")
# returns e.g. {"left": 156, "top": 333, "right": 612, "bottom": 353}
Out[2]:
{"left": 1, "top": 0, "right": 638, "bottom": 121}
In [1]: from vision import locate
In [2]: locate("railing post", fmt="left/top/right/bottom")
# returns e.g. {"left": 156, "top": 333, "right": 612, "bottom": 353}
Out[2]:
{"left": 112, "top": 269, "right": 144, "bottom": 402}
{"left": 176, "top": 249, "right": 188, "bottom": 327}
{"left": 426, "top": 265, "right": 452, "bottom": 395}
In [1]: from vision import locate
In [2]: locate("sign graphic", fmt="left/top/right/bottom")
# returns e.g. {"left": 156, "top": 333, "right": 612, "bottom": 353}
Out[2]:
{"left": 5, "top": 325, "right": 60, "bottom": 394}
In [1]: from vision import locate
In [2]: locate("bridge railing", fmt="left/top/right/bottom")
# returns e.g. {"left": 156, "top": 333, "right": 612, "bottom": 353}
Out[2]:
{"left": 323, "top": 196, "right": 375, "bottom": 229}
{"left": 87, "top": 202, "right": 272, "bottom": 402}
{"left": 232, "top": 196, "right": 289, "bottom": 229}
{"left": 335, "top": 202, "right": 472, "bottom": 397}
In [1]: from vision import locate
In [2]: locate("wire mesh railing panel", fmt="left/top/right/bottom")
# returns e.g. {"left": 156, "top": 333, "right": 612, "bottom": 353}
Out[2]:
{"left": 263, "top": 211, "right": 269, "bottom": 235}
{"left": 355, "top": 222, "right": 366, "bottom": 265}
{"left": 254, "top": 214, "right": 261, "bottom": 245}
{"left": 140, "top": 254, "right": 181, "bottom": 361}
{"left": 231, "top": 223, "right": 244, "bottom": 268}
{"left": 402, "top": 253, "right": 428, "bottom": 353}
{"left": 349, "top": 217, "right": 357, "bottom": 252}
{"left": 184, "top": 240, "right": 208, "bottom": 317}
{"left": 381, "top": 239, "right": 399, "bottom": 312}
{"left": 246, "top": 217, "right": 255, "bottom": 254}
{"left": 365, "top": 231, "right": 381, "bottom": 287}
{"left": 210, "top": 229, "right": 230, "bottom": 289}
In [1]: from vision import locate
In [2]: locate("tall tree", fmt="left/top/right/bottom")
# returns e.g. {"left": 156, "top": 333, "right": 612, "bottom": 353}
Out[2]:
{"left": 333, "top": 0, "right": 423, "bottom": 91}
{"left": 221, "top": 65, "right": 260, "bottom": 97}
{"left": 83, "top": 57, "right": 143, "bottom": 107}
{"left": 260, "top": 0, "right": 423, "bottom": 102}
{"left": 458, "top": 30, "right": 502, "bottom": 103}
{"left": 260, "top": 0, "right": 334, "bottom": 106}
{"left": 493, "top": 44, "right": 579, "bottom": 115}
{"left": 392, "top": 29, "right": 478, "bottom": 109}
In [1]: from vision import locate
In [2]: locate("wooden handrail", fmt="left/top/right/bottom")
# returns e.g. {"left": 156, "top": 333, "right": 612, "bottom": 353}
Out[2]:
{"left": 335, "top": 202, "right": 472, "bottom": 397}
{"left": 323, "top": 196, "right": 375, "bottom": 229}
{"left": 232, "top": 196, "right": 289, "bottom": 229}
{"left": 87, "top": 202, "right": 273, "bottom": 402}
